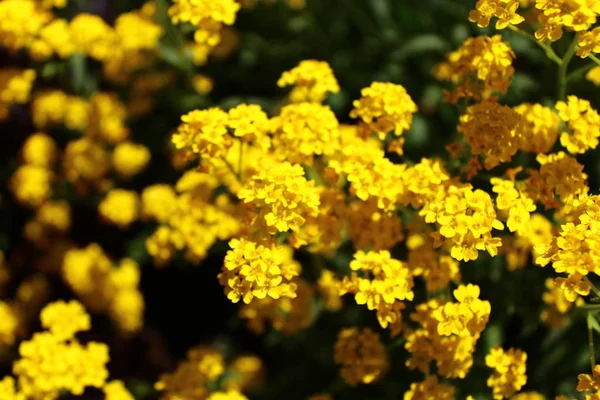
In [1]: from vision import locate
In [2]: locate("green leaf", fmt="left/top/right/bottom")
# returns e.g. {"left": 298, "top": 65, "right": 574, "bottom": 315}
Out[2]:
{"left": 390, "top": 34, "right": 449, "bottom": 61}
{"left": 589, "top": 313, "right": 600, "bottom": 334}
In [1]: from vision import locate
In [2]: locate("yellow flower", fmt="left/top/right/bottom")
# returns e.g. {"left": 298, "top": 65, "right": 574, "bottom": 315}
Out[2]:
{"left": 469, "top": 0, "right": 525, "bottom": 29}
{"left": 169, "top": 0, "right": 240, "bottom": 26}
{"left": 207, "top": 390, "right": 249, "bottom": 400}
{"left": 21, "top": 133, "right": 58, "bottom": 168}
{"left": 459, "top": 101, "right": 521, "bottom": 170}
{"left": 112, "top": 142, "right": 151, "bottom": 178}
{"left": 334, "top": 327, "right": 388, "bottom": 386}
{"left": 156, "top": 346, "right": 227, "bottom": 399}
{"left": 277, "top": 60, "right": 340, "bottom": 103}
{"left": 10, "top": 165, "right": 52, "bottom": 208}
{"left": 114, "top": 11, "right": 163, "bottom": 52}
{"left": 40, "top": 300, "right": 91, "bottom": 341}
{"left": 70, "top": 13, "right": 117, "bottom": 61}
{"left": 0, "top": 68, "right": 36, "bottom": 120}
{"left": 587, "top": 66, "right": 600, "bottom": 85}
{"left": 486, "top": 346, "right": 528, "bottom": 399}
{"left": 238, "top": 162, "right": 320, "bottom": 234}
{"left": 435, "top": 35, "right": 515, "bottom": 102}
{"left": 87, "top": 92, "right": 130, "bottom": 144}
{"left": 0, "top": 302, "right": 19, "bottom": 347}
{"left": 404, "top": 375, "right": 455, "bottom": 400}
{"left": 219, "top": 238, "right": 300, "bottom": 304}
{"left": 103, "top": 380, "right": 135, "bottom": 400}
{"left": 98, "top": 189, "right": 140, "bottom": 229}
{"left": 270, "top": 102, "right": 340, "bottom": 164}
{"left": 172, "top": 107, "right": 230, "bottom": 159}
{"left": 535, "top": 0, "right": 600, "bottom": 42}
{"left": 193, "top": 74, "right": 214, "bottom": 94}
{"left": 555, "top": 273, "right": 592, "bottom": 302}
{"left": 350, "top": 82, "right": 417, "bottom": 139}
{"left": 0, "top": 0, "right": 51, "bottom": 52}
{"left": 514, "top": 103, "right": 560, "bottom": 153}
{"left": 12, "top": 301, "right": 110, "bottom": 399}
{"left": 556, "top": 95, "right": 600, "bottom": 154}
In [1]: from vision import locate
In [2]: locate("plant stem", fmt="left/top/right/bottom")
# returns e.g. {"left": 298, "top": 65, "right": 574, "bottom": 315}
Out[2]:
{"left": 557, "top": 35, "right": 580, "bottom": 101}
{"left": 220, "top": 157, "right": 239, "bottom": 182}
{"left": 587, "top": 277, "right": 600, "bottom": 298}
{"left": 507, "top": 25, "right": 562, "bottom": 65}
{"left": 589, "top": 313, "right": 597, "bottom": 371}
{"left": 590, "top": 54, "right": 600, "bottom": 67}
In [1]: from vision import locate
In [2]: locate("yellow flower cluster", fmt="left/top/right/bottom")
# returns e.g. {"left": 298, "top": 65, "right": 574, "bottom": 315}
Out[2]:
{"left": 168, "top": 0, "right": 240, "bottom": 60}
{"left": 0, "top": 0, "right": 161, "bottom": 80}
{"left": 434, "top": 284, "right": 491, "bottom": 337}
{"left": 513, "top": 103, "right": 560, "bottom": 153}
{"left": 578, "top": 27, "right": 600, "bottom": 57}
{"left": 578, "top": 365, "right": 600, "bottom": 399}
{"left": 536, "top": 195, "right": 600, "bottom": 303}
{"left": 502, "top": 213, "right": 554, "bottom": 271}
{"left": 277, "top": 59, "right": 340, "bottom": 103}
{"left": 156, "top": 346, "right": 261, "bottom": 400}
{"left": 219, "top": 238, "right": 300, "bottom": 304}
{"left": 238, "top": 162, "right": 320, "bottom": 234}
{"left": 486, "top": 346, "right": 528, "bottom": 399}
{"left": 492, "top": 178, "right": 536, "bottom": 235}
{"left": 142, "top": 173, "right": 241, "bottom": 266}
{"left": 112, "top": 142, "right": 151, "bottom": 179}
{"left": 0, "top": 301, "right": 19, "bottom": 348}
{"left": 458, "top": 101, "right": 521, "bottom": 170}
{"left": 239, "top": 278, "right": 314, "bottom": 334}
{"left": 27, "top": 88, "right": 150, "bottom": 197}
{"left": 532, "top": 152, "right": 589, "bottom": 204}
{"left": 350, "top": 82, "right": 417, "bottom": 140}
{"left": 404, "top": 375, "right": 455, "bottom": 400}
{"left": 270, "top": 103, "right": 340, "bottom": 164}
{"left": 172, "top": 105, "right": 270, "bottom": 161}
{"left": 336, "top": 250, "right": 414, "bottom": 335}
{"left": 0, "top": 0, "right": 52, "bottom": 52}
{"left": 99, "top": 189, "right": 140, "bottom": 229}
{"left": 556, "top": 95, "right": 600, "bottom": 154}
{"left": 23, "top": 200, "right": 71, "bottom": 249}
{"left": 404, "top": 295, "right": 486, "bottom": 379}
{"left": 421, "top": 184, "right": 504, "bottom": 262}
{"left": 0, "top": 300, "right": 133, "bottom": 399}
{"left": 435, "top": 35, "right": 515, "bottom": 102}
{"left": 31, "top": 90, "right": 90, "bottom": 131}
{"left": 407, "top": 234, "right": 461, "bottom": 292}
{"left": 6, "top": 0, "right": 600, "bottom": 391}
{"left": 534, "top": 0, "right": 600, "bottom": 42}
{"left": 9, "top": 133, "right": 56, "bottom": 208}
{"left": 541, "top": 278, "right": 580, "bottom": 328}
{"left": 62, "top": 244, "right": 144, "bottom": 334}
{"left": 333, "top": 327, "right": 388, "bottom": 386}
{"left": 470, "top": 0, "right": 525, "bottom": 29}
{"left": 0, "top": 68, "right": 35, "bottom": 120}
{"left": 328, "top": 142, "right": 405, "bottom": 210}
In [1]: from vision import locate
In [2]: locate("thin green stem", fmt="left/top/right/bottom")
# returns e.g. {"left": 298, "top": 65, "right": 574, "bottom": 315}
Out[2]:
{"left": 219, "top": 157, "right": 239, "bottom": 181}
{"left": 590, "top": 54, "right": 600, "bottom": 67}
{"left": 507, "top": 25, "right": 562, "bottom": 65}
{"left": 587, "top": 277, "right": 600, "bottom": 299}
{"left": 589, "top": 313, "right": 597, "bottom": 371}
{"left": 557, "top": 35, "right": 580, "bottom": 101}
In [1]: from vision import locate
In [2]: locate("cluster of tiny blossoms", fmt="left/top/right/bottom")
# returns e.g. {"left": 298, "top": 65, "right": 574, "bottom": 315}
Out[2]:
{"left": 3, "top": 0, "right": 600, "bottom": 398}
{"left": 0, "top": 300, "right": 133, "bottom": 399}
